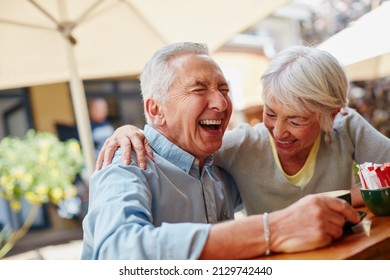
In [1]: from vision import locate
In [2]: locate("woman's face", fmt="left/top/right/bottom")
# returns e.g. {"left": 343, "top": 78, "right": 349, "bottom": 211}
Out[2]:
{"left": 263, "top": 97, "right": 321, "bottom": 162}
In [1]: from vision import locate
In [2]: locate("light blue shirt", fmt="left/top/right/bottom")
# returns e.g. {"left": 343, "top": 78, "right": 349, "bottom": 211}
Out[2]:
{"left": 81, "top": 125, "right": 241, "bottom": 259}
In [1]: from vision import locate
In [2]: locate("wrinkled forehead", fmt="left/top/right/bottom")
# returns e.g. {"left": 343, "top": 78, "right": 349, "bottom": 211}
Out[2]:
{"left": 170, "top": 53, "right": 227, "bottom": 83}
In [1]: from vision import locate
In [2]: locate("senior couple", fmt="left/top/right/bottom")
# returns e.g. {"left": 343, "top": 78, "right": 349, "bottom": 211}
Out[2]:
{"left": 82, "top": 42, "right": 390, "bottom": 259}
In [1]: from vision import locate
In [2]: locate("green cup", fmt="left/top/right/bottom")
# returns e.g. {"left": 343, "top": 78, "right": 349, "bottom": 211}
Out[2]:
{"left": 318, "top": 190, "right": 352, "bottom": 205}
{"left": 361, "top": 187, "right": 390, "bottom": 216}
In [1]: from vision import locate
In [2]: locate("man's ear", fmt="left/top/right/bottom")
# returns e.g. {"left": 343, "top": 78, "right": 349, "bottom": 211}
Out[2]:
{"left": 145, "top": 99, "right": 165, "bottom": 125}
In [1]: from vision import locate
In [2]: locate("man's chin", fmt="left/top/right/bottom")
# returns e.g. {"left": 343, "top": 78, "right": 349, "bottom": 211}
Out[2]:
{"left": 201, "top": 141, "right": 223, "bottom": 155}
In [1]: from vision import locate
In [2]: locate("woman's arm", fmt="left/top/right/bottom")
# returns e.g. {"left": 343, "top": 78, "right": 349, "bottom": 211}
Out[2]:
{"left": 200, "top": 194, "right": 360, "bottom": 259}
{"left": 95, "top": 125, "right": 153, "bottom": 170}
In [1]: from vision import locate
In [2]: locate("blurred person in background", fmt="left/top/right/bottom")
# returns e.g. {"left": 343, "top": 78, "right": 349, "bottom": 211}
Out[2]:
{"left": 88, "top": 97, "right": 115, "bottom": 158}
{"left": 97, "top": 45, "right": 390, "bottom": 215}
{"left": 349, "top": 83, "right": 390, "bottom": 138}
{"left": 81, "top": 42, "right": 360, "bottom": 259}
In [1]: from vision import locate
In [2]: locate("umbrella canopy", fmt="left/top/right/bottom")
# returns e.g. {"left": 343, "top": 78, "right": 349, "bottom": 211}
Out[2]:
{"left": 0, "top": 0, "right": 290, "bottom": 178}
{"left": 318, "top": 1, "right": 390, "bottom": 81}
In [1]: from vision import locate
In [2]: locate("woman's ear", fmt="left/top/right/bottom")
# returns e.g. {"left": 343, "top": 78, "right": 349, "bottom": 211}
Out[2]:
{"left": 145, "top": 99, "right": 165, "bottom": 125}
{"left": 331, "top": 108, "right": 341, "bottom": 120}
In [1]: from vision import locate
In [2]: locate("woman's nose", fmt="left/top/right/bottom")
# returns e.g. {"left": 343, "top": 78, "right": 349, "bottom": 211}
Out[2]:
{"left": 273, "top": 120, "right": 289, "bottom": 138}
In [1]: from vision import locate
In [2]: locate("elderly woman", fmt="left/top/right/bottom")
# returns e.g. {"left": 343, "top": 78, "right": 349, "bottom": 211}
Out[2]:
{"left": 96, "top": 45, "right": 390, "bottom": 214}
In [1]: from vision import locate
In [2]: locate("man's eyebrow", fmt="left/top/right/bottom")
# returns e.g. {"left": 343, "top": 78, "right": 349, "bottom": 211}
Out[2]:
{"left": 186, "top": 80, "right": 207, "bottom": 88}
{"left": 219, "top": 81, "right": 229, "bottom": 87}
{"left": 193, "top": 80, "right": 207, "bottom": 86}
{"left": 188, "top": 79, "right": 228, "bottom": 89}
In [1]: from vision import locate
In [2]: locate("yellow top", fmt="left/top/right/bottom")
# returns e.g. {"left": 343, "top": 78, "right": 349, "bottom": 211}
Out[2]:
{"left": 269, "top": 134, "right": 321, "bottom": 188}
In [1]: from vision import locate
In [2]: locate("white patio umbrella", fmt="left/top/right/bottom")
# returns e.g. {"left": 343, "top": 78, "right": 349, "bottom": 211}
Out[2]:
{"left": 318, "top": 1, "right": 390, "bottom": 81}
{"left": 0, "top": 0, "right": 290, "bottom": 179}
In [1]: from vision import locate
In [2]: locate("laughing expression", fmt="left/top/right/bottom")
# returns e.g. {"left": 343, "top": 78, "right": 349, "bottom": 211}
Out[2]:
{"left": 154, "top": 54, "right": 232, "bottom": 165}
{"left": 263, "top": 97, "right": 321, "bottom": 164}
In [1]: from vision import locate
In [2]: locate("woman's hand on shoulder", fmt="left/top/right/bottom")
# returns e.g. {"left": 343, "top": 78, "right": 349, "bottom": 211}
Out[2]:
{"left": 95, "top": 125, "right": 154, "bottom": 170}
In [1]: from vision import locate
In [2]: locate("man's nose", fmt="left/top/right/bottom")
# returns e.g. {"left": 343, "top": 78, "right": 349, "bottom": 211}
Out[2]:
{"left": 209, "top": 91, "right": 228, "bottom": 112}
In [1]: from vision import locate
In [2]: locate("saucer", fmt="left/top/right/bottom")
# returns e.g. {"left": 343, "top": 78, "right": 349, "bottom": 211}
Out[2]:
{"left": 343, "top": 211, "right": 367, "bottom": 233}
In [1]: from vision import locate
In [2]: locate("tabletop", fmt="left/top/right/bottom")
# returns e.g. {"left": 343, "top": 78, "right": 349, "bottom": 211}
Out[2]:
{"left": 256, "top": 206, "right": 390, "bottom": 260}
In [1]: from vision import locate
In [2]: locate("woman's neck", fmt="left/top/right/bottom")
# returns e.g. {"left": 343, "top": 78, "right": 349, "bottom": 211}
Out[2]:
{"left": 279, "top": 155, "right": 309, "bottom": 176}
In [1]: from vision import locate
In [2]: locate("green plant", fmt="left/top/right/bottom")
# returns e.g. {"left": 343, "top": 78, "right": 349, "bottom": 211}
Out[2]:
{"left": 0, "top": 129, "right": 84, "bottom": 258}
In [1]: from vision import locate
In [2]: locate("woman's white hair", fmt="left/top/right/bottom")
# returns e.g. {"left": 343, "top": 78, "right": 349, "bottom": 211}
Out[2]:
{"left": 261, "top": 45, "right": 349, "bottom": 143}
{"left": 140, "top": 42, "right": 209, "bottom": 123}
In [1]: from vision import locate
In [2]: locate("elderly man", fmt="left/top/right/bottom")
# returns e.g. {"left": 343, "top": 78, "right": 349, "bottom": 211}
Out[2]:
{"left": 81, "top": 42, "right": 359, "bottom": 260}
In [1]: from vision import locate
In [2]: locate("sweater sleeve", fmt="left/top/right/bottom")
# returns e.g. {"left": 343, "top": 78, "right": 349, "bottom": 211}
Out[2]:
{"left": 338, "top": 109, "right": 390, "bottom": 164}
{"left": 214, "top": 123, "right": 253, "bottom": 171}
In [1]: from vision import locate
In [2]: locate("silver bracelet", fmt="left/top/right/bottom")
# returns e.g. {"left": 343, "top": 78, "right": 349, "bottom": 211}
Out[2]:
{"left": 263, "top": 212, "right": 271, "bottom": 255}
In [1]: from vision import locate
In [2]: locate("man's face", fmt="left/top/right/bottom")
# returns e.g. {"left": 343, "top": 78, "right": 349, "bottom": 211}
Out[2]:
{"left": 154, "top": 54, "right": 232, "bottom": 162}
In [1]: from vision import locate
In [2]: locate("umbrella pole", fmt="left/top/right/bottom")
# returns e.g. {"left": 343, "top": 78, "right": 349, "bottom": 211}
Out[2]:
{"left": 65, "top": 39, "right": 95, "bottom": 181}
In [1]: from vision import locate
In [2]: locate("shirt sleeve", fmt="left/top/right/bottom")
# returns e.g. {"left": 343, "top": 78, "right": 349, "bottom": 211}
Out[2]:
{"left": 82, "top": 154, "right": 210, "bottom": 260}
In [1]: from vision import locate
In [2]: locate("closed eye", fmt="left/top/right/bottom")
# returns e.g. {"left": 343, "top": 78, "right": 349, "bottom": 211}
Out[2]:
{"left": 288, "top": 117, "right": 311, "bottom": 126}
{"left": 265, "top": 112, "right": 276, "bottom": 118}
{"left": 219, "top": 88, "right": 230, "bottom": 96}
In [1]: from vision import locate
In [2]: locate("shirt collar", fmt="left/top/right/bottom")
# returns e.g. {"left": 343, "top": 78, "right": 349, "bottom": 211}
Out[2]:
{"left": 144, "top": 125, "right": 213, "bottom": 174}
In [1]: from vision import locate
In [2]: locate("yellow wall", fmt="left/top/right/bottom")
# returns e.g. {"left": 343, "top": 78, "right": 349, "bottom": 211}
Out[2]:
{"left": 213, "top": 50, "right": 268, "bottom": 126}
{"left": 213, "top": 51, "right": 269, "bottom": 109}
{"left": 29, "top": 83, "right": 75, "bottom": 134}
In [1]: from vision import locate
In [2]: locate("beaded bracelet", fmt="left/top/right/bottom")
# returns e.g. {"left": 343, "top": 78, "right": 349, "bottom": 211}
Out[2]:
{"left": 263, "top": 212, "right": 271, "bottom": 255}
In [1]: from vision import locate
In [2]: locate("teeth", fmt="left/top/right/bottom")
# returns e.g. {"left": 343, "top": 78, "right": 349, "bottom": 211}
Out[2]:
{"left": 277, "top": 140, "right": 293, "bottom": 144}
{"left": 199, "top": 120, "right": 222, "bottom": 125}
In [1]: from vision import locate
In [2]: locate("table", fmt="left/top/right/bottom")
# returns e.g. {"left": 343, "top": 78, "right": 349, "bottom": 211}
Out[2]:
{"left": 256, "top": 206, "right": 390, "bottom": 260}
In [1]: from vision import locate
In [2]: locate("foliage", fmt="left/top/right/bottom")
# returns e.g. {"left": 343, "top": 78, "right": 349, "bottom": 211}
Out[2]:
{"left": 0, "top": 129, "right": 84, "bottom": 211}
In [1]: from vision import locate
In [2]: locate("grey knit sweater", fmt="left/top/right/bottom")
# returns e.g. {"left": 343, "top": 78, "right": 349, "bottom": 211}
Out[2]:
{"left": 215, "top": 109, "right": 390, "bottom": 214}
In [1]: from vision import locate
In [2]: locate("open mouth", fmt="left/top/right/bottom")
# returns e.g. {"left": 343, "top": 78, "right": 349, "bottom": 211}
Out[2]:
{"left": 198, "top": 119, "right": 222, "bottom": 130}
{"left": 276, "top": 139, "right": 295, "bottom": 145}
